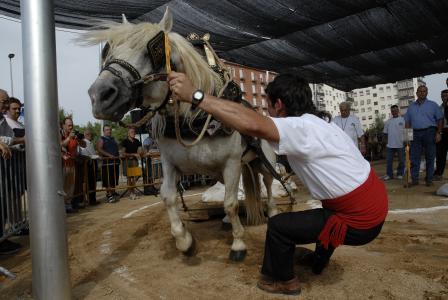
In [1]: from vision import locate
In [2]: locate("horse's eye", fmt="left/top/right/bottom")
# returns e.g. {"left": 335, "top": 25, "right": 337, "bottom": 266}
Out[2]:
{"left": 101, "top": 42, "right": 110, "bottom": 62}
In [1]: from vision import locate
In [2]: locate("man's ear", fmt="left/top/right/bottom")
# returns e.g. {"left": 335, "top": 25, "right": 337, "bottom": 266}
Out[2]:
{"left": 275, "top": 98, "right": 287, "bottom": 116}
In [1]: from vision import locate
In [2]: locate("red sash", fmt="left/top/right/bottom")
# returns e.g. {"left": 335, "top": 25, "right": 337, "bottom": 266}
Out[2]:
{"left": 318, "top": 169, "right": 388, "bottom": 249}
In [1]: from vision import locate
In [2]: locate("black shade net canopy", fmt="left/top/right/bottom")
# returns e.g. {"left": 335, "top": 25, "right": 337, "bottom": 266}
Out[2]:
{"left": 1, "top": 0, "right": 448, "bottom": 91}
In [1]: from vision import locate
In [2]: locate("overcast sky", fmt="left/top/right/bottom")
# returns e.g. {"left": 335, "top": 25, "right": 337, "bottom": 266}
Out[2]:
{"left": 1, "top": 16, "right": 447, "bottom": 125}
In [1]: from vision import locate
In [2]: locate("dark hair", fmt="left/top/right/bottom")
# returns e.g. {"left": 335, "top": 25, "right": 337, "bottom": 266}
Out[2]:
{"left": 441, "top": 89, "right": 448, "bottom": 94}
{"left": 63, "top": 116, "right": 73, "bottom": 124}
{"left": 265, "top": 73, "right": 316, "bottom": 117}
{"left": 8, "top": 97, "right": 21, "bottom": 107}
{"left": 391, "top": 105, "right": 399, "bottom": 109}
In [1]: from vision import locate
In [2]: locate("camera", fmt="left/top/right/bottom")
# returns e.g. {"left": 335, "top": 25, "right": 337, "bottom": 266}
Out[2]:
{"left": 74, "top": 130, "right": 84, "bottom": 140}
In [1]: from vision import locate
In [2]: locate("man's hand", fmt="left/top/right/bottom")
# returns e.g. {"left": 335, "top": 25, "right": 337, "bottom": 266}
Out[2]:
{"left": 436, "top": 132, "right": 442, "bottom": 143}
{"left": 167, "top": 72, "right": 197, "bottom": 103}
{"left": 0, "top": 142, "right": 11, "bottom": 159}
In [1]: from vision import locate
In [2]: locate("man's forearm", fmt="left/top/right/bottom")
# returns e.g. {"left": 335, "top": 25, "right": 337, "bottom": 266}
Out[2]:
{"left": 198, "top": 95, "right": 274, "bottom": 140}
{"left": 437, "top": 119, "right": 443, "bottom": 132}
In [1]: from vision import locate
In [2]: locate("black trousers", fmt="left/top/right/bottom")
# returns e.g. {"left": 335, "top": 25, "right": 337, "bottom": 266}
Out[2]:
{"left": 261, "top": 209, "right": 384, "bottom": 281}
{"left": 435, "top": 132, "right": 448, "bottom": 176}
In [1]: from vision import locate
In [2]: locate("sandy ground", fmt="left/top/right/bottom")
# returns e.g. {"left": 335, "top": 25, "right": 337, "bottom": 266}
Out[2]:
{"left": 1, "top": 162, "right": 448, "bottom": 299}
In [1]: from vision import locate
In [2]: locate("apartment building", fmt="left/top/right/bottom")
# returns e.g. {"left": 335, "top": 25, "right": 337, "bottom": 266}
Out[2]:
{"left": 310, "top": 83, "right": 347, "bottom": 118}
{"left": 222, "top": 60, "right": 276, "bottom": 115}
{"left": 350, "top": 78, "right": 425, "bottom": 129}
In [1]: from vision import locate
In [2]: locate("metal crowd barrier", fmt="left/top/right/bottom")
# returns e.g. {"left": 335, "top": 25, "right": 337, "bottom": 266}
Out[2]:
{"left": 0, "top": 149, "right": 28, "bottom": 243}
{"left": 68, "top": 152, "right": 164, "bottom": 204}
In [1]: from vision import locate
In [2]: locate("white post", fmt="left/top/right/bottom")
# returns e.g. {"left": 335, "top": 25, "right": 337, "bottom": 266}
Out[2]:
{"left": 21, "top": 0, "right": 72, "bottom": 299}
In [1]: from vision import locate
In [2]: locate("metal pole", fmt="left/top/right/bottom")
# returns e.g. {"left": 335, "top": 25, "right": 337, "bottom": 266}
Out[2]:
{"left": 21, "top": 0, "right": 72, "bottom": 299}
{"left": 8, "top": 53, "right": 15, "bottom": 96}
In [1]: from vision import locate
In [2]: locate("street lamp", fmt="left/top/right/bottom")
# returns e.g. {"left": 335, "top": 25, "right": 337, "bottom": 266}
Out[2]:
{"left": 8, "top": 53, "right": 15, "bottom": 96}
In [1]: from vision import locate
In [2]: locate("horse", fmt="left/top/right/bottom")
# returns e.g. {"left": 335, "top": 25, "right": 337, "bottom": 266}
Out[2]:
{"left": 82, "top": 8, "right": 280, "bottom": 261}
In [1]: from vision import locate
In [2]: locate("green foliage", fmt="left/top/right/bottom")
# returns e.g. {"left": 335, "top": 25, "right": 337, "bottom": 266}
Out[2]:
{"left": 367, "top": 116, "right": 384, "bottom": 136}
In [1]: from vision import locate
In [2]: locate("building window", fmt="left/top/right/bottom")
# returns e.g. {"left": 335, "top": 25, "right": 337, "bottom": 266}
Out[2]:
{"left": 360, "top": 100, "right": 365, "bottom": 105}
{"left": 381, "top": 105, "right": 385, "bottom": 109}
{"left": 379, "top": 87, "right": 384, "bottom": 92}
{"left": 368, "top": 115, "right": 373, "bottom": 120}
{"left": 354, "top": 101, "right": 358, "bottom": 106}
{"left": 253, "top": 98, "right": 257, "bottom": 106}
{"left": 380, "top": 97, "right": 385, "bottom": 101}
{"left": 261, "top": 99, "right": 266, "bottom": 107}
{"left": 373, "top": 93, "right": 377, "bottom": 97}
{"left": 361, "top": 108, "right": 365, "bottom": 112}
{"left": 386, "top": 86, "right": 391, "bottom": 91}
{"left": 368, "top": 107, "right": 372, "bottom": 112}
{"left": 367, "top": 99, "right": 371, "bottom": 104}
{"left": 360, "top": 91, "right": 364, "bottom": 96}
{"left": 251, "top": 72, "right": 255, "bottom": 81}
{"left": 362, "top": 116, "right": 366, "bottom": 120}
{"left": 240, "top": 82, "right": 245, "bottom": 92}
{"left": 252, "top": 85, "right": 257, "bottom": 94}
{"left": 374, "top": 101, "right": 378, "bottom": 106}
{"left": 387, "top": 96, "right": 392, "bottom": 100}
{"left": 366, "top": 90, "right": 371, "bottom": 95}
{"left": 375, "top": 110, "right": 379, "bottom": 114}
{"left": 239, "top": 69, "right": 244, "bottom": 79}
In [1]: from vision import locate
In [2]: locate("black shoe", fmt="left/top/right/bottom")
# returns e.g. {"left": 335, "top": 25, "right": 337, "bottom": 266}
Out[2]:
{"left": 312, "top": 254, "right": 330, "bottom": 274}
{"left": 65, "top": 204, "right": 78, "bottom": 214}
{"left": 426, "top": 181, "right": 433, "bottom": 187}
{"left": 0, "top": 239, "right": 21, "bottom": 255}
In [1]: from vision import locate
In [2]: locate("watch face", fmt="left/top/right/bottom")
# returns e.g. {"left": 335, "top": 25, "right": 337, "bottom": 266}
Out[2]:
{"left": 193, "top": 90, "right": 203, "bottom": 100}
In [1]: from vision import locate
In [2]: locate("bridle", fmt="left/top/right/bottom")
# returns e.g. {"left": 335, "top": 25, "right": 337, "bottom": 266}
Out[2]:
{"left": 100, "top": 31, "right": 174, "bottom": 112}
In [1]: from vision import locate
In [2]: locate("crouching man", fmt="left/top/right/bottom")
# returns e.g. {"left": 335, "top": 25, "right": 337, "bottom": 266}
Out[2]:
{"left": 167, "top": 72, "right": 388, "bottom": 296}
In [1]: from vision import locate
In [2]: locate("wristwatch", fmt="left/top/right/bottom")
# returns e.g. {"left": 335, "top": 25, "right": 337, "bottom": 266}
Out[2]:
{"left": 191, "top": 89, "right": 204, "bottom": 110}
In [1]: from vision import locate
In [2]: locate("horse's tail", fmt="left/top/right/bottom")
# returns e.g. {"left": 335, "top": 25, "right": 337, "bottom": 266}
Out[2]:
{"left": 241, "top": 162, "right": 265, "bottom": 225}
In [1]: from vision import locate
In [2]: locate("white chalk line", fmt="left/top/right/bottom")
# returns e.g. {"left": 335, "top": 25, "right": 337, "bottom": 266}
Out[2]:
{"left": 122, "top": 192, "right": 203, "bottom": 219}
{"left": 388, "top": 205, "right": 448, "bottom": 214}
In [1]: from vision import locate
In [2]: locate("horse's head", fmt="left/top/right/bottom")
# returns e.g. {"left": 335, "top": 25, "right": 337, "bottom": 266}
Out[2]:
{"left": 82, "top": 9, "right": 174, "bottom": 121}
{"left": 82, "top": 8, "right": 221, "bottom": 122}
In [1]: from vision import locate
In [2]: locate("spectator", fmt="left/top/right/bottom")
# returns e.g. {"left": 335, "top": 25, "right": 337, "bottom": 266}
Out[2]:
{"left": 332, "top": 102, "right": 366, "bottom": 155}
{"left": 404, "top": 85, "right": 443, "bottom": 186}
{"left": 142, "top": 133, "right": 159, "bottom": 195}
{"left": 383, "top": 105, "right": 405, "bottom": 180}
{"left": 120, "top": 127, "right": 143, "bottom": 200}
{"left": 79, "top": 130, "right": 99, "bottom": 205}
{"left": 5, "top": 97, "right": 24, "bottom": 131}
{"left": 97, "top": 125, "right": 120, "bottom": 203}
{"left": 434, "top": 89, "right": 448, "bottom": 180}
{"left": 0, "top": 89, "right": 9, "bottom": 114}
{"left": 0, "top": 141, "right": 22, "bottom": 255}
{"left": 60, "top": 117, "right": 81, "bottom": 213}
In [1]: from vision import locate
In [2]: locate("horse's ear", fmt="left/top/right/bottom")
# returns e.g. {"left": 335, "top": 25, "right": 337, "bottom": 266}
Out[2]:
{"left": 122, "top": 14, "right": 128, "bottom": 24}
{"left": 159, "top": 7, "right": 173, "bottom": 32}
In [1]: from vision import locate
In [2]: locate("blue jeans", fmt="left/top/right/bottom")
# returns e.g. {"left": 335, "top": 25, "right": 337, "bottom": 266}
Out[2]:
{"left": 386, "top": 147, "right": 404, "bottom": 178}
{"left": 410, "top": 127, "right": 437, "bottom": 183}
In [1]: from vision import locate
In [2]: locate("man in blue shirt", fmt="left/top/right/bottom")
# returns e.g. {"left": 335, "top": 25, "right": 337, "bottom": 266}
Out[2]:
{"left": 404, "top": 85, "right": 444, "bottom": 186}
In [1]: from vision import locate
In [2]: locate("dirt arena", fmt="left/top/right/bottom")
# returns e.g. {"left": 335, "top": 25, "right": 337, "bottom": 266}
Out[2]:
{"left": 1, "top": 162, "right": 448, "bottom": 299}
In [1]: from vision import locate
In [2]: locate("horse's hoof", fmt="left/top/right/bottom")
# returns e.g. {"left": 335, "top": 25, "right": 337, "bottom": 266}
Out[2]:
{"left": 229, "top": 249, "right": 247, "bottom": 262}
{"left": 182, "top": 238, "right": 197, "bottom": 257}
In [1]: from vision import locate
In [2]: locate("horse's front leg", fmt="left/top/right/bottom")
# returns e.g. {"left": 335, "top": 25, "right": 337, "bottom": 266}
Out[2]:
{"left": 160, "top": 163, "right": 194, "bottom": 255}
{"left": 223, "top": 160, "right": 247, "bottom": 262}
{"left": 262, "top": 172, "right": 278, "bottom": 218}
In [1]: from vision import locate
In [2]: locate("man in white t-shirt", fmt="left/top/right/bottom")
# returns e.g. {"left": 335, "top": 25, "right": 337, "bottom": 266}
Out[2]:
{"left": 168, "top": 72, "right": 388, "bottom": 296}
{"left": 383, "top": 105, "right": 405, "bottom": 180}
{"left": 332, "top": 102, "right": 366, "bottom": 155}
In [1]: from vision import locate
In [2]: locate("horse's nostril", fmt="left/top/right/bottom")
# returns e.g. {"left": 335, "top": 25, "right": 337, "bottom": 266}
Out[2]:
{"left": 99, "top": 86, "right": 118, "bottom": 102}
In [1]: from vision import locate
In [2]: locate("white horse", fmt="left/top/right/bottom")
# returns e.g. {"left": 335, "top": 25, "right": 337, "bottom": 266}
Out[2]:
{"left": 82, "top": 8, "right": 279, "bottom": 261}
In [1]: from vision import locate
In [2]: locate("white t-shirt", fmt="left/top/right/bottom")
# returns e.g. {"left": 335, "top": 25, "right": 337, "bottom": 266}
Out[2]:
{"left": 269, "top": 114, "right": 371, "bottom": 200}
{"left": 332, "top": 115, "right": 364, "bottom": 147}
{"left": 5, "top": 115, "right": 24, "bottom": 130}
{"left": 383, "top": 116, "right": 405, "bottom": 148}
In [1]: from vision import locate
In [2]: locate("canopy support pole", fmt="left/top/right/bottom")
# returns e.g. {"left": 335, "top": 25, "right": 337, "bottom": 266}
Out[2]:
{"left": 21, "top": 0, "right": 72, "bottom": 299}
